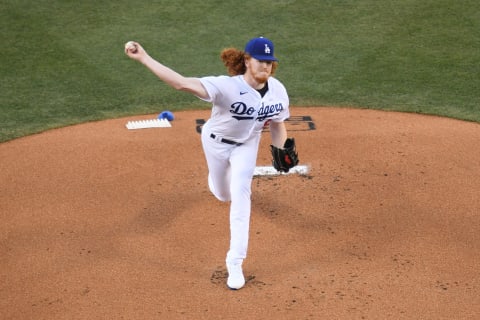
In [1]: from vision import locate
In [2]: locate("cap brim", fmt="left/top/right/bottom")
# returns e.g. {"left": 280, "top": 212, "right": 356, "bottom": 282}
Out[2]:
{"left": 251, "top": 54, "right": 278, "bottom": 61}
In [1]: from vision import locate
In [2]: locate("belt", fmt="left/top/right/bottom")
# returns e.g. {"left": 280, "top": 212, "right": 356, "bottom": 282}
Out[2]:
{"left": 210, "top": 133, "right": 243, "bottom": 146}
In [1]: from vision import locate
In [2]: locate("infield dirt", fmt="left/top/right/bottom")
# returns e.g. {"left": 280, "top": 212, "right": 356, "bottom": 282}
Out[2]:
{"left": 1, "top": 107, "right": 479, "bottom": 319}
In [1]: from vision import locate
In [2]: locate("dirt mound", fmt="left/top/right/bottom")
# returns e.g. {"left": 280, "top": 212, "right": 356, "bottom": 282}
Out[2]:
{"left": 1, "top": 107, "right": 479, "bottom": 319}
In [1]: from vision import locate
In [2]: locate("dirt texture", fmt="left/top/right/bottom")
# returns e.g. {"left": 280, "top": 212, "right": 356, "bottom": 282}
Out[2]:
{"left": 1, "top": 107, "right": 479, "bottom": 319}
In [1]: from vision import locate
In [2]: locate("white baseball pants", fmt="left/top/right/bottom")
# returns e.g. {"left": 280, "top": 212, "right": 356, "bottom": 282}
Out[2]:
{"left": 201, "top": 120, "right": 261, "bottom": 265}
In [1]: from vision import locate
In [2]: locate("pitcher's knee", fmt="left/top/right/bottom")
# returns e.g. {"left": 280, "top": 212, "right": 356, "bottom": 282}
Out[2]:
{"left": 208, "top": 175, "right": 231, "bottom": 201}
{"left": 209, "top": 183, "right": 231, "bottom": 201}
{"left": 212, "top": 191, "right": 231, "bottom": 202}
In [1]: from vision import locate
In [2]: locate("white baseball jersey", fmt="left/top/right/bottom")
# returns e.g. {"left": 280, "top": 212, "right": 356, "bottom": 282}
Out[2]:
{"left": 199, "top": 75, "right": 290, "bottom": 142}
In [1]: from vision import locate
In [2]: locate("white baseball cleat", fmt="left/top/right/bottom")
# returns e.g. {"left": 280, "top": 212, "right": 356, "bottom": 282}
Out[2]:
{"left": 226, "top": 263, "right": 245, "bottom": 290}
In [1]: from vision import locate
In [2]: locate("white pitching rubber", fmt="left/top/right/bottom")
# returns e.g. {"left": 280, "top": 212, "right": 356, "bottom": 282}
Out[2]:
{"left": 126, "top": 119, "right": 172, "bottom": 129}
{"left": 254, "top": 164, "right": 310, "bottom": 176}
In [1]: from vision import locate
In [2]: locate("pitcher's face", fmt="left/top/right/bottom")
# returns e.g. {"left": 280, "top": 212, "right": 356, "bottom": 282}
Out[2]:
{"left": 245, "top": 57, "right": 273, "bottom": 84}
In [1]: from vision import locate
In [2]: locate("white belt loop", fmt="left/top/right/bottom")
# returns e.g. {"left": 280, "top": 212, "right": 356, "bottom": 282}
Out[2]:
{"left": 210, "top": 133, "right": 222, "bottom": 143}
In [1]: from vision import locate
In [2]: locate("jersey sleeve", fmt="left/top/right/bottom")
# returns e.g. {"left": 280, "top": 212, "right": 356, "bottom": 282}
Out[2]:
{"left": 271, "top": 78, "right": 290, "bottom": 122}
{"left": 198, "top": 76, "right": 228, "bottom": 103}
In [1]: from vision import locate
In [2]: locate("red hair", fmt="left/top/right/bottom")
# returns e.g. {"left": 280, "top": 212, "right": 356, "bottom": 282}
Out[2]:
{"left": 220, "top": 48, "right": 278, "bottom": 76}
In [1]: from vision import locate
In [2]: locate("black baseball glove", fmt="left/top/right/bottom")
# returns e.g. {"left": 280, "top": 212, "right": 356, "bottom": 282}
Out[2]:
{"left": 270, "top": 138, "right": 299, "bottom": 173}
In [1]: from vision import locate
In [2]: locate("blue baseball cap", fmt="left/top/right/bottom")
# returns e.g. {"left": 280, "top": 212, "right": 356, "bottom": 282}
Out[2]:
{"left": 244, "top": 37, "right": 278, "bottom": 61}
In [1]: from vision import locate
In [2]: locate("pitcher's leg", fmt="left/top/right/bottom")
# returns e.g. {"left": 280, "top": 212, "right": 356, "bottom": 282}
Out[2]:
{"left": 201, "top": 122, "right": 232, "bottom": 202}
{"left": 225, "top": 135, "right": 261, "bottom": 265}
{"left": 226, "top": 171, "right": 253, "bottom": 264}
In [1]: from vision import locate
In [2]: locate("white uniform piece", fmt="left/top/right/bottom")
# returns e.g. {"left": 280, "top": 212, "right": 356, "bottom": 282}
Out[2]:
{"left": 199, "top": 74, "right": 289, "bottom": 266}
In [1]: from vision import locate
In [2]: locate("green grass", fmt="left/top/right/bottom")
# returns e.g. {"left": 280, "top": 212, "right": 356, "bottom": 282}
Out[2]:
{"left": 1, "top": 0, "right": 479, "bottom": 142}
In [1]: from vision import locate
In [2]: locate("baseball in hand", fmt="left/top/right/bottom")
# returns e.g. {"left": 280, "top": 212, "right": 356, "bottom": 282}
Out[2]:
{"left": 125, "top": 41, "right": 138, "bottom": 53}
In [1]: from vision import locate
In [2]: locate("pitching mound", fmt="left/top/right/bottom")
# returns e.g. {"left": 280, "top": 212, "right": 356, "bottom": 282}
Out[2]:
{"left": 1, "top": 107, "right": 479, "bottom": 319}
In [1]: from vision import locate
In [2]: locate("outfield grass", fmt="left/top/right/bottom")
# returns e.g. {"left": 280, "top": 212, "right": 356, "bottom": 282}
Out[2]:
{"left": 1, "top": 0, "right": 479, "bottom": 142}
